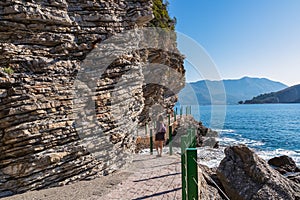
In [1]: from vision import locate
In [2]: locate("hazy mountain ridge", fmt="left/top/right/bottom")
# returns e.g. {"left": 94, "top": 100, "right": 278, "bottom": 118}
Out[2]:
{"left": 178, "top": 77, "right": 288, "bottom": 105}
{"left": 244, "top": 84, "right": 300, "bottom": 104}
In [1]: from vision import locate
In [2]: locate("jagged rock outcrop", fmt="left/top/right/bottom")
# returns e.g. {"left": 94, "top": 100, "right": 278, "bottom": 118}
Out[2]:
{"left": 0, "top": 0, "right": 184, "bottom": 197}
{"left": 268, "top": 155, "right": 300, "bottom": 174}
{"left": 168, "top": 115, "right": 218, "bottom": 148}
{"left": 217, "top": 145, "right": 300, "bottom": 200}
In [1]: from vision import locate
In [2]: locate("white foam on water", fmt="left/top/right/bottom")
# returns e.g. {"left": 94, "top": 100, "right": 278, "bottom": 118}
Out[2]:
{"left": 256, "top": 149, "right": 300, "bottom": 166}
{"left": 215, "top": 129, "right": 236, "bottom": 133}
{"left": 216, "top": 129, "right": 300, "bottom": 166}
{"left": 218, "top": 136, "right": 265, "bottom": 147}
{"left": 217, "top": 129, "right": 265, "bottom": 147}
{"left": 197, "top": 147, "right": 225, "bottom": 168}
{"left": 196, "top": 146, "right": 300, "bottom": 168}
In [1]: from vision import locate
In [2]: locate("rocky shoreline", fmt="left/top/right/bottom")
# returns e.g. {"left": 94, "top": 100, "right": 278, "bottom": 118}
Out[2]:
{"left": 162, "top": 115, "right": 300, "bottom": 199}
{"left": 3, "top": 114, "right": 300, "bottom": 200}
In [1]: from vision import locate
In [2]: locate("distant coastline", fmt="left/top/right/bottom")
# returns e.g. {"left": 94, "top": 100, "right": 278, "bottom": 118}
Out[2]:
{"left": 241, "top": 84, "right": 300, "bottom": 104}
{"left": 178, "top": 77, "right": 288, "bottom": 105}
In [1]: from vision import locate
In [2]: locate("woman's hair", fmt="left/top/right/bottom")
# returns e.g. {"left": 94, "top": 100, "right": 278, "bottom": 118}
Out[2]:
{"left": 158, "top": 115, "right": 164, "bottom": 122}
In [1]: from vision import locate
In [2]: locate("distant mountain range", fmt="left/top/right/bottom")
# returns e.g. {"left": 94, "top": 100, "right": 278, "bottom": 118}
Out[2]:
{"left": 177, "top": 77, "right": 288, "bottom": 105}
{"left": 243, "top": 84, "right": 300, "bottom": 104}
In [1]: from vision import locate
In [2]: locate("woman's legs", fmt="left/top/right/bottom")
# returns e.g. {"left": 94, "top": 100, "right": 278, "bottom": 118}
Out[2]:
{"left": 158, "top": 141, "right": 164, "bottom": 156}
{"left": 155, "top": 141, "right": 159, "bottom": 153}
{"left": 155, "top": 133, "right": 165, "bottom": 156}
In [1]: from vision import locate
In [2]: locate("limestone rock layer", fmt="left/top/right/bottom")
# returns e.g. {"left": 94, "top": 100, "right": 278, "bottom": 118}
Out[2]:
{"left": 0, "top": 0, "right": 184, "bottom": 197}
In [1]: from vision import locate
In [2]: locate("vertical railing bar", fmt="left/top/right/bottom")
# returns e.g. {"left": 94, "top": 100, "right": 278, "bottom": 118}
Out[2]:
{"left": 150, "top": 129, "right": 153, "bottom": 155}
{"left": 186, "top": 106, "right": 188, "bottom": 116}
{"left": 174, "top": 110, "right": 177, "bottom": 121}
{"left": 186, "top": 148, "right": 198, "bottom": 200}
{"left": 181, "top": 136, "right": 187, "bottom": 200}
{"left": 169, "top": 125, "right": 172, "bottom": 155}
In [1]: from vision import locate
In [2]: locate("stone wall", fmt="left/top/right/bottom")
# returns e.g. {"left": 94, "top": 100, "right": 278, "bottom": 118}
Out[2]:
{"left": 0, "top": 0, "right": 184, "bottom": 197}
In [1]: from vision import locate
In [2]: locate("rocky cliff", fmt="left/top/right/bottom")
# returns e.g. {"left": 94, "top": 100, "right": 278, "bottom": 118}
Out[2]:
{"left": 0, "top": 0, "right": 184, "bottom": 197}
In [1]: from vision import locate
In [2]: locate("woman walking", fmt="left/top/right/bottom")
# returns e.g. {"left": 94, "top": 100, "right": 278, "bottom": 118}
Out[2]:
{"left": 155, "top": 115, "right": 166, "bottom": 157}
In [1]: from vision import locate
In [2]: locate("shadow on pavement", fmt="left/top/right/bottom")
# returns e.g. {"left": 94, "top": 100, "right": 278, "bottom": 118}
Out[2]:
{"left": 133, "top": 172, "right": 181, "bottom": 182}
{"left": 131, "top": 187, "right": 182, "bottom": 200}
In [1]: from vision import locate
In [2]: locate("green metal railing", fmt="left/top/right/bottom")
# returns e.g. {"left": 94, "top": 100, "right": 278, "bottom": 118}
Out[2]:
{"left": 169, "top": 125, "right": 172, "bottom": 155}
{"left": 150, "top": 129, "right": 153, "bottom": 155}
{"left": 181, "top": 128, "right": 198, "bottom": 200}
{"left": 178, "top": 106, "right": 192, "bottom": 117}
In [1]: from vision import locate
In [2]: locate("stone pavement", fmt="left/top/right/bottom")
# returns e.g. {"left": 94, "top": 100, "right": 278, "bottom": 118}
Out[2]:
{"left": 99, "top": 153, "right": 182, "bottom": 200}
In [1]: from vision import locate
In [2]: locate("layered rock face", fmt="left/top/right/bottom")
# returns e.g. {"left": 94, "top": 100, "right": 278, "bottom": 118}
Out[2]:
{"left": 217, "top": 145, "right": 300, "bottom": 200}
{"left": 0, "top": 0, "right": 184, "bottom": 197}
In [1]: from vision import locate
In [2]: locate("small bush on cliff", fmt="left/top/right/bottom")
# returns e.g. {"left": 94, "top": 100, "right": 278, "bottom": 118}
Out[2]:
{"left": 149, "top": 0, "right": 176, "bottom": 30}
{"left": 3, "top": 67, "right": 14, "bottom": 75}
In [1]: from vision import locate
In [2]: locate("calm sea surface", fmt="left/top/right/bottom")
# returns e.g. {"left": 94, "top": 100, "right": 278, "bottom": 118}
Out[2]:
{"left": 177, "top": 104, "right": 300, "bottom": 165}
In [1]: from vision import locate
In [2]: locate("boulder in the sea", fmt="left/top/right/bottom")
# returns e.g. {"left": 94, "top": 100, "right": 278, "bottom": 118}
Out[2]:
{"left": 268, "top": 155, "right": 300, "bottom": 174}
{"left": 217, "top": 145, "right": 300, "bottom": 200}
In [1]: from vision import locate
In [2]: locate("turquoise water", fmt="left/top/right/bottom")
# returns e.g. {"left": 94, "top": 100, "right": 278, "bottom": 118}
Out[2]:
{"left": 176, "top": 104, "right": 300, "bottom": 165}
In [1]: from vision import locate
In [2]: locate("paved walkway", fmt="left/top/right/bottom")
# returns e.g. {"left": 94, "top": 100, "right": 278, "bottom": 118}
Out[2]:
{"left": 2, "top": 152, "right": 183, "bottom": 200}
{"left": 100, "top": 153, "right": 182, "bottom": 200}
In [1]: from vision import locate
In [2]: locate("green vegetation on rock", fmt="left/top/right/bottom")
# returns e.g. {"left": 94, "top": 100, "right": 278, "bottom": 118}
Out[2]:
{"left": 149, "top": 0, "right": 176, "bottom": 30}
{"left": 3, "top": 66, "right": 14, "bottom": 75}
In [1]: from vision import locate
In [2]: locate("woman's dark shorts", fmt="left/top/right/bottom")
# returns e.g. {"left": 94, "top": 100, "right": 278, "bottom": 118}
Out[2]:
{"left": 155, "top": 132, "right": 165, "bottom": 141}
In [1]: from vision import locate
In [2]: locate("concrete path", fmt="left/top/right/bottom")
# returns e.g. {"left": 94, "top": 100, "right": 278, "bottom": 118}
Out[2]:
{"left": 99, "top": 153, "right": 182, "bottom": 200}
{"left": 2, "top": 152, "right": 182, "bottom": 200}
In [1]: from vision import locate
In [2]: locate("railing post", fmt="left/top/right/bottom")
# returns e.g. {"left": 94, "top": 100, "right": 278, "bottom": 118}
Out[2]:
{"left": 150, "top": 129, "right": 153, "bottom": 155}
{"left": 187, "top": 129, "right": 192, "bottom": 148}
{"left": 169, "top": 125, "right": 172, "bottom": 155}
{"left": 193, "top": 128, "right": 197, "bottom": 148}
{"left": 186, "top": 148, "right": 198, "bottom": 200}
{"left": 168, "top": 114, "right": 170, "bottom": 126}
{"left": 186, "top": 106, "right": 188, "bottom": 116}
{"left": 174, "top": 110, "right": 177, "bottom": 121}
{"left": 181, "top": 136, "right": 187, "bottom": 200}
{"left": 180, "top": 106, "right": 183, "bottom": 116}
{"left": 145, "top": 123, "right": 148, "bottom": 135}
{"left": 189, "top": 128, "right": 195, "bottom": 148}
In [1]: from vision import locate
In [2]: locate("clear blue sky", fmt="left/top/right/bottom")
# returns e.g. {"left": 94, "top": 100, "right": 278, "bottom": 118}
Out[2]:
{"left": 168, "top": 0, "right": 300, "bottom": 86}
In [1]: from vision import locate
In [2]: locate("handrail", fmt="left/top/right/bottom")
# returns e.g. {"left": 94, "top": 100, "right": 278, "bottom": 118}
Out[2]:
{"left": 181, "top": 128, "right": 198, "bottom": 200}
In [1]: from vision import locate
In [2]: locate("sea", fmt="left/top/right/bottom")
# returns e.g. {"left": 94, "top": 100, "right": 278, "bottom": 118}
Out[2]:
{"left": 176, "top": 104, "right": 300, "bottom": 167}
